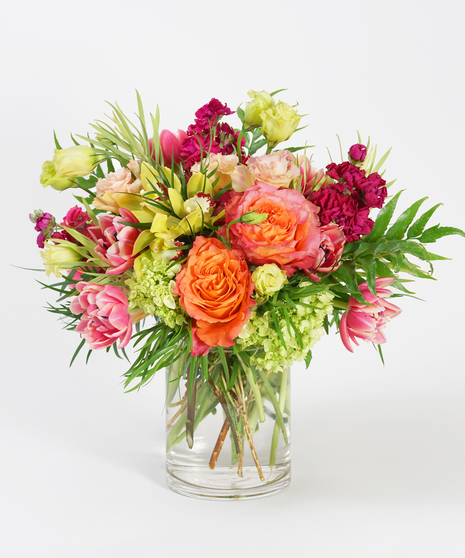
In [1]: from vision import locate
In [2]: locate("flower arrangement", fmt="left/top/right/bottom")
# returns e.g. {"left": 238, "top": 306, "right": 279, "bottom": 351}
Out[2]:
{"left": 31, "top": 89, "right": 464, "bottom": 496}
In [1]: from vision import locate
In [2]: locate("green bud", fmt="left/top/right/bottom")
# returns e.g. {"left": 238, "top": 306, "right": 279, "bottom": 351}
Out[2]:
{"left": 240, "top": 211, "right": 268, "bottom": 225}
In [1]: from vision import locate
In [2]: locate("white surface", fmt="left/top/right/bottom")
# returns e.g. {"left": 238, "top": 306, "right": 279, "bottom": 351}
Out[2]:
{"left": 1, "top": 1, "right": 465, "bottom": 556}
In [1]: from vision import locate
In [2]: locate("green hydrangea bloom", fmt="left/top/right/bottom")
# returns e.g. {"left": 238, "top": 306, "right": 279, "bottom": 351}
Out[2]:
{"left": 126, "top": 256, "right": 186, "bottom": 329}
{"left": 237, "top": 288, "right": 334, "bottom": 372}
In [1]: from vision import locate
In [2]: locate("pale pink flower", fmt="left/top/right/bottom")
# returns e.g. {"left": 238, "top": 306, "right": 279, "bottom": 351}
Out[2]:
{"left": 339, "top": 277, "right": 402, "bottom": 352}
{"left": 191, "top": 153, "right": 239, "bottom": 193}
{"left": 95, "top": 167, "right": 142, "bottom": 197}
{"left": 70, "top": 282, "right": 132, "bottom": 350}
{"left": 231, "top": 165, "right": 255, "bottom": 192}
{"left": 88, "top": 208, "right": 141, "bottom": 275}
{"left": 247, "top": 150, "right": 300, "bottom": 189}
{"left": 127, "top": 159, "right": 141, "bottom": 179}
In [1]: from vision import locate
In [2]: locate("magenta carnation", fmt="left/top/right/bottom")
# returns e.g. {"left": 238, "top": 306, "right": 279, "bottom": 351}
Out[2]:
{"left": 30, "top": 210, "right": 57, "bottom": 248}
{"left": 189, "top": 98, "right": 234, "bottom": 131}
{"left": 70, "top": 282, "right": 132, "bottom": 350}
{"left": 180, "top": 99, "right": 245, "bottom": 168}
{"left": 310, "top": 161, "right": 387, "bottom": 242}
{"left": 60, "top": 206, "right": 93, "bottom": 243}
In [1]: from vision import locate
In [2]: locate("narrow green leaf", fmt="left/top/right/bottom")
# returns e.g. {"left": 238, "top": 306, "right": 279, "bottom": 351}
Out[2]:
{"left": 270, "top": 88, "right": 287, "bottom": 96}
{"left": 236, "top": 106, "right": 245, "bottom": 124}
{"left": 201, "top": 355, "right": 209, "bottom": 380}
{"left": 53, "top": 130, "right": 62, "bottom": 149}
{"left": 270, "top": 308, "right": 287, "bottom": 350}
{"left": 69, "top": 339, "right": 86, "bottom": 368}
{"left": 364, "top": 190, "right": 403, "bottom": 243}
{"left": 217, "top": 346, "right": 230, "bottom": 386}
{"left": 385, "top": 197, "right": 428, "bottom": 240}
{"left": 332, "top": 262, "right": 367, "bottom": 303}
{"left": 256, "top": 368, "right": 289, "bottom": 445}
{"left": 419, "top": 226, "right": 465, "bottom": 243}
{"left": 407, "top": 203, "right": 442, "bottom": 238}
{"left": 304, "top": 349, "right": 313, "bottom": 369}
{"left": 248, "top": 138, "right": 268, "bottom": 156}
{"left": 186, "top": 357, "right": 197, "bottom": 449}
{"left": 372, "top": 147, "right": 392, "bottom": 173}
{"left": 365, "top": 257, "right": 378, "bottom": 296}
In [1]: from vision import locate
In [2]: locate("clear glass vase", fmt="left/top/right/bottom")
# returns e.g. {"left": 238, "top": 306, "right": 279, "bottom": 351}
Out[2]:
{"left": 165, "top": 352, "right": 291, "bottom": 500}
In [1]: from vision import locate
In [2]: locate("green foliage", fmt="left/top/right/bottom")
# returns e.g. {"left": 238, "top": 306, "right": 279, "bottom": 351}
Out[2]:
{"left": 337, "top": 194, "right": 464, "bottom": 299}
{"left": 123, "top": 323, "right": 189, "bottom": 391}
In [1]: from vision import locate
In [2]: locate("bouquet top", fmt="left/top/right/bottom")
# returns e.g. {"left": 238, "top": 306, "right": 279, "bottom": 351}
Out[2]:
{"left": 31, "top": 89, "right": 464, "bottom": 388}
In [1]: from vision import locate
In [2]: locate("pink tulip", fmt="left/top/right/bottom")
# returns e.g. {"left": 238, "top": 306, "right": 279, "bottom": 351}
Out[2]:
{"left": 70, "top": 282, "right": 132, "bottom": 350}
{"left": 149, "top": 129, "right": 187, "bottom": 167}
{"left": 299, "top": 156, "right": 328, "bottom": 196}
{"left": 339, "top": 277, "right": 401, "bottom": 352}
{"left": 88, "top": 208, "right": 140, "bottom": 275}
{"left": 315, "top": 223, "right": 346, "bottom": 273}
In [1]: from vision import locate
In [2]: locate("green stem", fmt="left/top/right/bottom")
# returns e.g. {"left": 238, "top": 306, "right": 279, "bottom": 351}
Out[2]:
{"left": 269, "top": 368, "right": 289, "bottom": 468}
{"left": 256, "top": 367, "right": 289, "bottom": 446}
{"left": 238, "top": 356, "right": 265, "bottom": 423}
{"left": 332, "top": 300, "right": 349, "bottom": 310}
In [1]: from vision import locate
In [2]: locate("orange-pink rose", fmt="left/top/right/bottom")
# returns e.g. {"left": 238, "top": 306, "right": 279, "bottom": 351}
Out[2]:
{"left": 173, "top": 236, "right": 254, "bottom": 351}
{"left": 224, "top": 183, "right": 322, "bottom": 276}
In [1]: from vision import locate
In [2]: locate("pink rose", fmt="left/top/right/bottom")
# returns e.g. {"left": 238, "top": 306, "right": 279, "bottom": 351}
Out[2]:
{"left": 339, "top": 277, "right": 402, "bottom": 352}
{"left": 70, "top": 282, "right": 132, "bottom": 350}
{"left": 247, "top": 150, "right": 300, "bottom": 189}
{"left": 224, "top": 184, "right": 321, "bottom": 276}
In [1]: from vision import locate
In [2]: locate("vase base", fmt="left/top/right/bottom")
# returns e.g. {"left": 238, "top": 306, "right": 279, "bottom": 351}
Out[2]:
{"left": 166, "top": 464, "right": 290, "bottom": 500}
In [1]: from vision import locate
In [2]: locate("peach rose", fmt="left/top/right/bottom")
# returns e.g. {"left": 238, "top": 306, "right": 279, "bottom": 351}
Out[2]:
{"left": 247, "top": 150, "right": 300, "bottom": 189}
{"left": 173, "top": 236, "right": 254, "bottom": 351}
{"left": 191, "top": 153, "right": 239, "bottom": 193}
{"left": 224, "top": 184, "right": 321, "bottom": 276}
{"left": 93, "top": 165, "right": 142, "bottom": 212}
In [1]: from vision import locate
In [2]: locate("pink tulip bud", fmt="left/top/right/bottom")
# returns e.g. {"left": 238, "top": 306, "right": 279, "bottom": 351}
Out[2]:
{"left": 339, "top": 277, "right": 401, "bottom": 352}
{"left": 151, "top": 129, "right": 187, "bottom": 167}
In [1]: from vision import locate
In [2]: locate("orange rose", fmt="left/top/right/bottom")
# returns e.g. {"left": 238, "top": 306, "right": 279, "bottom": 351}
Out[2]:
{"left": 174, "top": 236, "right": 254, "bottom": 350}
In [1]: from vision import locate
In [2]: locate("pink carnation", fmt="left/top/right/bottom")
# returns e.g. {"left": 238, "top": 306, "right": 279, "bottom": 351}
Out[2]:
{"left": 70, "top": 282, "right": 132, "bottom": 350}
{"left": 224, "top": 184, "right": 321, "bottom": 276}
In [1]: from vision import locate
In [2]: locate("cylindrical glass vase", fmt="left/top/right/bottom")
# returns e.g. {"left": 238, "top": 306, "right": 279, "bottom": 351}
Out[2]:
{"left": 166, "top": 353, "right": 291, "bottom": 500}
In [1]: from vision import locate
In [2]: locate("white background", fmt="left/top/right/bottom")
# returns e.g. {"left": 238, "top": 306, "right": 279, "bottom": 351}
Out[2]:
{"left": 1, "top": 1, "right": 465, "bottom": 556}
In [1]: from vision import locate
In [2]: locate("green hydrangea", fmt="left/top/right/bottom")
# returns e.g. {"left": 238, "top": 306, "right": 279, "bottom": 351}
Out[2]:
{"left": 126, "top": 256, "right": 186, "bottom": 329}
{"left": 237, "top": 289, "right": 334, "bottom": 372}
